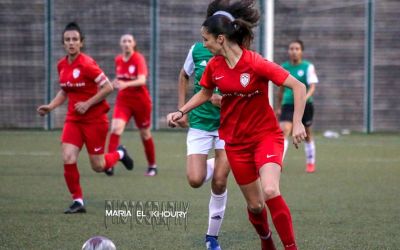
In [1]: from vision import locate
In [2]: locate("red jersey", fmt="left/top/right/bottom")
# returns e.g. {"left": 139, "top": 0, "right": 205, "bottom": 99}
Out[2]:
{"left": 57, "top": 53, "right": 110, "bottom": 123}
{"left": 115, "top": 52, "right": 150, "bottom": 104}
{"left": 200, "top": 49, "right": 289, "bottom": 144}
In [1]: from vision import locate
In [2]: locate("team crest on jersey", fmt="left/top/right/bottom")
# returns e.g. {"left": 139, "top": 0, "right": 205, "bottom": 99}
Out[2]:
{"left": 240, "top": 73, "right": 250, "bottom": 87}
{"left": 297, "top": 70, "right": 304, "bottom": 77}
{"left": 72, "top": 68, "right": 80, "bottom": 79}
{"left": 129, "top": 65, "right": 136, "bottom": 74}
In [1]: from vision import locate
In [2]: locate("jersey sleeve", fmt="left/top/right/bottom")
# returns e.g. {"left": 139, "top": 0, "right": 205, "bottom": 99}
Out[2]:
{"left": 183, "top": 44, "right": 195, "bottom": 76}
{"left": 85, "top": 60, "right": 108, "bottom": 86}
{"left": 307, "top": 64, "right": 319, "bottom": 84}
{"left": 199, "top": 60, "right": 216, "bottom": 90}
{"left": 254, "top": 55, "right": 289, "bottom": 86}
{"left": 136, "top": 53, "right": 148, "bottom": 77}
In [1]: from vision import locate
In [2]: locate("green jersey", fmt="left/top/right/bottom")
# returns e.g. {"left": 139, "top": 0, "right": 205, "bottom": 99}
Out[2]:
{"left": 183, "top": 42, "right": 220, "bottom": 131}
{"left": 281, "top": 60, "right": 319, "bottom": 105}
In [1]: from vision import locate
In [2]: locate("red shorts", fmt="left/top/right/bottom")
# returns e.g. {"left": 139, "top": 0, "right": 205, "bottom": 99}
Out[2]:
{"left": 224, "top": 132, "right": 284, "bottom": 185}
{"left": 113, "top": 97, "right": 152, "bottom": 129}
{"left": 61, "top": 121, "right": 109, "bottom": 155}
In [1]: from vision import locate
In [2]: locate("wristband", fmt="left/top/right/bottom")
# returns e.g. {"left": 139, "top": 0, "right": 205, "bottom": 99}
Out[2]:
{"left": 177, "top": 110, "right": 185, "bottom": 118}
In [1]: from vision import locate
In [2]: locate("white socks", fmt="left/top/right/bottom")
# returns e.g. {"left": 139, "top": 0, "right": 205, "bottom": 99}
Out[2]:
{"left": 74, "top": 198, "right": 84, "bottom": 205}
{"left": 207, "top": 190, "right": 227, "bottom": 236}
{"left": 305, "top": 140, "right": 316, "bottom": 164}
{"left": 204, "top": 158, "right": 215, "bottom": 183}
{"left": 117, "top": 149, "right": 124, "bottom": 159}
{"left": 283, "top": 139, "right": 289, "bottom": 160}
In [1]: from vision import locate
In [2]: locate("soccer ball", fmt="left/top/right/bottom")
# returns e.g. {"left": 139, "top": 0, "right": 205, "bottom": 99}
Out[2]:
{"left": 82, "top": 236, "right": 116, "bottom": 250}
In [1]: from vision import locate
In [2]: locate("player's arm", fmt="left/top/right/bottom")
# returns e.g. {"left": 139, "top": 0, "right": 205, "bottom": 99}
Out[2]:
{"left": 177, "top": 68, "right": 190, "bottom": 127}
{"left": 37, "top": 90, "right": 67, "bottom": 116}
{"left": 167, "top": 88, "right": 213, "bottom": 128}
{"left": 282, "top": 75, "right": 307, "bottom": 147}
{"left": 275, "top": 86, "right": 284, "bottom": 116}
{"left": 75, "top": 79, "right": 113, "bottom": 114}
{"left": 210, "top": 93, "right": 222, "bottom": 108}
{"left": 305, "top": 64, "right": 318, "bottom": 100}
{"left": 305, "top": 83, "right": 316, "bottom": 100}
{"left": 117, "top": 75, "right": 146, "bottom": 89}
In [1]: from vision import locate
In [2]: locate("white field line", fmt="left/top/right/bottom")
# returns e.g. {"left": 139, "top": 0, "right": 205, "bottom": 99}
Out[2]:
{"left": 0, "top": 151, "right": 53, "bottom": 156}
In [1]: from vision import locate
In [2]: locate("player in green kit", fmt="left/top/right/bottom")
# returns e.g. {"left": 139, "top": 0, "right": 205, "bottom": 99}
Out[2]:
{"left": 277, "top": 40, "right": 319, "bottom": 173}
{"left": 177, "top": 42, "right": 230, "bottom": 250}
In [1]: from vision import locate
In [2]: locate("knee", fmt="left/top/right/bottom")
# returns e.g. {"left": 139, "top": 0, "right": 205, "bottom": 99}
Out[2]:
{"left": 90, "top": 162, "right": 104, "bottom": 173}
{"left": 63, "top": 152, "right": 77, "bottom": 164}
{"left": 140, "top": 129, "right": 152, "bottom": 140}
{"left": 263, "top": 186, "right": 280, "bottom": 200}
{"left": 111, "top": 124, "right": 124, "bottom": 135}
{"left": 187, "top": 175, "right": 204, "bottom": 188}
{"left": 211, "top": 177, "right": 227, "bottom": 194}
{"left": 247, "top": 201, "right": 265, "bottom": 214}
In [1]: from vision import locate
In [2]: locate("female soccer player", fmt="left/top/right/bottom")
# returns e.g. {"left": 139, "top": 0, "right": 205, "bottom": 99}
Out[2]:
{"left": 178, "top": 42, "right": 230, "bottom": 250}
{"left": 277, "top": 40, "right": 319, "bottom": 173}
{"left": 37, "top": 22, "right": 133, "bottom": 214}
{"left": 106, "top": 34, "right": 157, "bottom": 176}
{"left": 167, "top": 1, "right": 307, "bottom": 249}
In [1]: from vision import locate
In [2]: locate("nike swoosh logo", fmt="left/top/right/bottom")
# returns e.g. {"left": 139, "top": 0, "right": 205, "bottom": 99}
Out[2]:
{"left": 215, "top": 76, "right": 224, "bottom": 80}
{"left": 266, "top": 154, "right": 276, "bottom": 158}
{"left": 94, "top": 147, "right": 102, "bottom": 152}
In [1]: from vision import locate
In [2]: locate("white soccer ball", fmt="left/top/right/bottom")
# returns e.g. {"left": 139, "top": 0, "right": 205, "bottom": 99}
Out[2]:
{"left": 82, "top": 236, "right": 116, "bottom": 250}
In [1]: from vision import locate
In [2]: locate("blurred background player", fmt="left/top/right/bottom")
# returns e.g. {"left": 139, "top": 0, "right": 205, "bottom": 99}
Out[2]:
{"left": 276, "top": 40, "right": 319, "bottom": 173}
{"left": 37, "top": 22, "right": 133, "bottom": 214}
{"left": 168, "top": 0, "right": 307, "bottom": 249}
{"left": 106, "top": 34, "right": 157, "bottom": 176}
{"left": 178, "top": 42, "right": 230, "bottom": 250}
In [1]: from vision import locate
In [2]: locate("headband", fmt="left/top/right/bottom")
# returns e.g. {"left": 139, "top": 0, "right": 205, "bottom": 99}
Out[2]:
{"left": 213, "top": 10, "right": 235, "bottom": 21}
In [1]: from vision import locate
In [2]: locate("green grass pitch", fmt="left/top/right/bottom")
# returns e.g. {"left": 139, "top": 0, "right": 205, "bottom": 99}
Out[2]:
{"left": 0, "top": 131, "right": 399, "bottom": 249}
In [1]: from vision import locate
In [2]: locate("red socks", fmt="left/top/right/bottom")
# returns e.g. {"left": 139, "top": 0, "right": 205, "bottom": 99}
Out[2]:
{"left": 64, "top": 163, "right": 82, "bottom": 200}
{"left": 266, "top": 195, "right": 297, "bottom": 250}
{"left": 108, "top": 133, "right": 120, "bottom": 153}
{"left": 142, "top": 137, "right": 156, "bottom": 166}
{"left": 104, "top": 152, "right": 120, "bottom": 170}
{"left": 247, "top": 208, "right": 276, "bottom": 250}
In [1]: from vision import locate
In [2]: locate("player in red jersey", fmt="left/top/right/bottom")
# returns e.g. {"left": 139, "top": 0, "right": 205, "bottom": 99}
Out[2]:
{"left": 37, "top": 22, "right": 133, "bottom": 214}
{"left": 167, "top": 1, "right": 307, "bottom": 249}
{"left": 106, "top": 34, "right": 157, "bottom": 176}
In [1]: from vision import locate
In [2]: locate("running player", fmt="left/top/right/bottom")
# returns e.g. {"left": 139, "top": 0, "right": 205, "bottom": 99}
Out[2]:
{"left": 106, "top": 34, "right": 157, "bottom": 176}
{"left": 276, "top": 40, "right": 319, "bottom": 173}
{"left": 178, "top": 42, "right": 230, "bottom": 250}
{"left": 167, "top": 1, "right": 307, "bottom": 249}
{"left": 37, "top": 22, "right": 133, "bottom": 214}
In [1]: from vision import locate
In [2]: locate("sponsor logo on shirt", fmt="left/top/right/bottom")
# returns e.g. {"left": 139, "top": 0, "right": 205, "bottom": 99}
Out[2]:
{"left": 60, "top": 81, "right": 86, "bottom": 87}
{"left": 129, "top": 65, "right": 136, "bottom": 74}
{"left": 297, "top": 69, "right": 304, "bottom": 77}
{"left": 240, "top": 73, "right": 250, "bottom": 87}
{"left": 73, "top": 68, "right": 80, "bottom": 79}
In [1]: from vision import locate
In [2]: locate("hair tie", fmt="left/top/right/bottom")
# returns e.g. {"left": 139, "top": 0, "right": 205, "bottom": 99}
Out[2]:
{"left": 213, "top": 10, "right": 235, "bottom": 22}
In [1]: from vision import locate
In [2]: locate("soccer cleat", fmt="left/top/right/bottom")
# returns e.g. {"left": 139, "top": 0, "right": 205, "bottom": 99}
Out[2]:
{"left": 306, "top": 163, "right": 315, "bottom": 173}
{"left": 145, "top": 167, "right": 157, "bottom": 177}
{"left": 105, "top": 168, "right": 114, "bottom": 176}
{"left": 117, "top": 145, "right": 134, "bottom": 170}
{"left": 205, "top": 235, "right": 221, "bottom": 250}
{"left": 64, "top": 201, "right": 86, "bottom": 214}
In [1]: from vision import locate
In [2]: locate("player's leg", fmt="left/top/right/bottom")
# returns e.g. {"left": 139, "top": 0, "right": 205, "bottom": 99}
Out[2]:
{"left": 206, "top": 147, "right": 229, "bottom": 249}
{"left": 259, "top": 164, "right": 296, "bottom": 250}
{"left": 186, "top": 128, "right": 215, "bottom": 187}
{"left": 225, "top": 144, "right": 276, "bottom": 249}
{"left": 61, "top": 122, "right": 86, "bottom": 214}
{"left": 131, "top": 99, "right": 157, "bottom": 176}
{"left": 85, "top": 122, "right": 133, "bottom": 173}
{"left": 303, "top": 103, "right": 316, "bottom": 173}
{"left": 279, "top": 104, "right": 294, "bottom": 159}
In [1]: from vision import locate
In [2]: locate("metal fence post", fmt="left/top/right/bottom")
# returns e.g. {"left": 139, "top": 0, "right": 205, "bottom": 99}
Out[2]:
{"left": 364, "top": 0, "right": 374, "bottom": 133}
{"left": 44, "top": 0, "right": 53, "bottom": 130}
{"left": 150, "top": 0, "right": 159, "bottom": 130}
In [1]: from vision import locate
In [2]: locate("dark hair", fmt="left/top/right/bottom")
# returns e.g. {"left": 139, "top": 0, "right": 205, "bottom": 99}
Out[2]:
{"left": 289, "top": 39, "right": 304, "bottom": 51}
{"left": 62, "top": 22, "right": 84, "bottom": 44}
{"left": 202, "top": 0, "right": 259, "bottom": 49}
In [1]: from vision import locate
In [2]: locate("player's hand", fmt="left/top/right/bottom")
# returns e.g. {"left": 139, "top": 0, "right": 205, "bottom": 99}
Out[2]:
{"left": 74, "top": 101, "right": 90, "bottom": 114}
{"left": 275, "top": 108, "right": 281, "bottom": 117}
{"left": 210, "top": 94, "right": 222, "bottom": 107}
{"left": 112, "top": 79, "right": 120, "bottom": 89}
{"left": 167, "top": 111, "right": 184, "bottom": 128}
{"left": 37, "top": 105, "right": 52, "bottom": 116}
{"left": 292, "top": 121, "right": 307, "bottom": 149}
{"left": 118, "top": 81, "right": 129, "bottom": 90}
{"left": 176, "top": 114, "right": 189, "bottom": 128}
